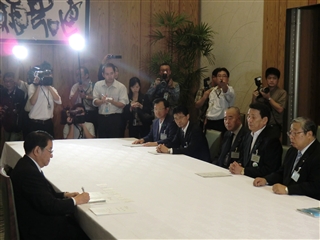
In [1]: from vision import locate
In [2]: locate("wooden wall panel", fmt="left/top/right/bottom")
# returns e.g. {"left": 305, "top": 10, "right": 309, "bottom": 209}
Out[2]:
{"left": 0, "top": 0, "right": 199, "bottom": 139}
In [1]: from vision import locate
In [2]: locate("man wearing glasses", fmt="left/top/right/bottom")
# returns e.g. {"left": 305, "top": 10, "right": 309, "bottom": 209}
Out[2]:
{"left": 253, "top": 117, "right": 320, "bottom": 200}
{"left": 132, "top": 98, "right": 177, "bottom": 146}
{"left": 205, "top": 67, "right": 235, "bottom": 136}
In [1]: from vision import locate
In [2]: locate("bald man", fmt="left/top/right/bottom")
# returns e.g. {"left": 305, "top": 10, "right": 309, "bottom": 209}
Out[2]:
{"left": 217, "top": 107, "right": 248, "bottom": 168}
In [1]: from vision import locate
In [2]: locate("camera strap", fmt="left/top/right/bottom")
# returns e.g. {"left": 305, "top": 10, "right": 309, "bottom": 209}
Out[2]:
{"left": 40, "top": 86, "right": 51, "bottom": 109}
{"left": 75, "top": 124, "right": 83, "bottom": 139}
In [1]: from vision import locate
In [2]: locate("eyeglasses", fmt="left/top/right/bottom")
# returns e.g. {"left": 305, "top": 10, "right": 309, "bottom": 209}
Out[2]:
{"left": 44, "top": 148, "right": 54, "bottom": 154}
{"left": 174, "top": 115, "right": 186, "bottom": 121}
{"left": 217, "top": 75, "right": 228, "bottom": 78}
{"left": 287, "top": 131, "right": 304, "bottom": 137}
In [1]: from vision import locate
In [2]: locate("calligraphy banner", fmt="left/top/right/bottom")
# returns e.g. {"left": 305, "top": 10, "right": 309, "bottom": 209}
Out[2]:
{"left": 0, "top": 0, "right": 90, "bottom": 43}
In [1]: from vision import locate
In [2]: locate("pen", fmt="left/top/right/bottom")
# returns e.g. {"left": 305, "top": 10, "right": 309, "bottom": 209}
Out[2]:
{"left": 81, "top": 187, "right": 85, "bottom": 193}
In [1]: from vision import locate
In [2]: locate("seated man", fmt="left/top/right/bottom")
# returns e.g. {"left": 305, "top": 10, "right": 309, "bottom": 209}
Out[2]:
{"left": 156, "top": 105, "right": 211, "bottom": 162}
{"left": 217, "top": 106, "right": 248, "bottom": 168}
{"left": 63, "top": 103, "right": 95, "bottom": 139}
{"left": 10, "top": 131, "right": 90, "bottom": 240}
{"left": 229, "top": 103, "right": 282, "bottom": 178}
{"left": 253, "top": 117, "right": 320, "bottom": 200}
{"left": 132, "top": 98, "right": 177, "bottom": 146}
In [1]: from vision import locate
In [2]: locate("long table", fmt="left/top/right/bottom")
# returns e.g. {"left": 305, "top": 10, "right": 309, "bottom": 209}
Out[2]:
{"left": 1, "top": 138, "right": 319, "bottom": 239}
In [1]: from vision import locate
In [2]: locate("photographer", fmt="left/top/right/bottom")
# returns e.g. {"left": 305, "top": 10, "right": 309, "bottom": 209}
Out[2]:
{"left": 194, "top": 68, "right": 220, "bottom": 130}
{"left": 63, "top": 103, "right": 95, "bottom": 139}
{"left": 146, "top": 63, "right": 180, "bottom": 112}
{"left": 0, "top": 72, "right": 26, "bottom": 143}
{"left": 28, "top": 62, "right": 62, "bottom": 137}
{"left": 252, "top": 67, "right": 287, "bottom": 139}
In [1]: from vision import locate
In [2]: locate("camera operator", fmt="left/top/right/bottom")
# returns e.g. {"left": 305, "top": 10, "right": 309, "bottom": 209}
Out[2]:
{"left": 0, "top": 72, "right": 26, "bottom": 144}
{"left": 69, "top": 67, "right": 98, "bottom": 131}
{"left": 205, "top": 67, "right": 235, "bottom": 136}
{"left": 252, "top": 67, "right": 287, "bottom": 139}
{"left": 194, "top": 68, "right": 220, "bottom": 130}
{"left": 28, "top": 62, "right": 62, "bottom": 137}
{"left": 63, "top": 103, "right": 95, "bottom": 139}
{"left": 146, "top": 63, "right": 180, "bottom": 112}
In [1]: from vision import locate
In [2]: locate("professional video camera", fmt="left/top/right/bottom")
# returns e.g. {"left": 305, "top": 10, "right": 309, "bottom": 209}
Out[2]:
{"left": 27, "top": 61, "right": 53, "bottom": 86}
{"left": 60, "top": 108, "right": 85, "bottom": 125}
{"left": 254, "top": 76, "right": 269, "bottom": 94}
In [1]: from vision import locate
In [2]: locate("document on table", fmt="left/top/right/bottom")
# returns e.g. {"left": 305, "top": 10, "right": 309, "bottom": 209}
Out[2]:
{"left": 122, "top": 143, "right": 145, "bottom": 147}
{"left": 297, "top": 207, "right": 320, "bottom": 218}
{"left": 196, "top": 172, "right": 232, "bottom": 178}
{"left": 88, "top": 192, "right": 106, "bottom": 203}
{"left": 90, "top": 205, "right": 136, "bottom": 216}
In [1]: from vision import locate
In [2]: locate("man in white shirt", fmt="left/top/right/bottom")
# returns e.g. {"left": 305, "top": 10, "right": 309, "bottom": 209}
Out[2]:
{"left": 92, "top": 63, "right": 129, "bottom": 138}
{"left": 205, "top": 67, "right": 235, "bottom": 136}
{"left": 28, "top": 64, "right": 62, "bottom": 137}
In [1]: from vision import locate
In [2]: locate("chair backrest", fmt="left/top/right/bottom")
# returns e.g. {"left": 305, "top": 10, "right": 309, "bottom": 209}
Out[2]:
{"left": 281, "top": 145, "right": 290, "bottom": 164}
{"left": 205, "top": 129, "right": 221, "bottom": 162}
{"left": 0, "top": 168, "right": 20, "bottom": 240}
{"left": 316, "top": 126, "right": 320, "bottom": 143}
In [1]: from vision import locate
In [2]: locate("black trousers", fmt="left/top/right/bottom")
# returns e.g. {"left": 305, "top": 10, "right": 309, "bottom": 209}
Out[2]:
{"left": 28, "top": 119, "right": 54, "bottom": 138}
{"left": 97, "top": 113, "right": 124, "bottom": 138}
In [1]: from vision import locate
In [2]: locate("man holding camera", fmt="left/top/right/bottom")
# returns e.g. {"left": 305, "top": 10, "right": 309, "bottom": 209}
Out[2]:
{"left": 28, "top": 63, "right": 62, "bottom": 137}
{"left": 194, "top": 68, "right": 220, "bottom": 130}
{"left": 93, "top": 63, "right": 129, "bottom": 138}
{"left": 0, "top": 72, "right": 26, "bottom": 144}
{"left": 69, "top": 67, "right": 97, "bottom": 131}
{"left": 205, "top": 67, "right": 235, "bottom": 136}
{"left": 146, "top": 63, "right": 180, "bottom": 111}
{"left": 63, "top": 103, "right": 95, "bottom": 139}
{"left": 252, "top": 67, "right": 287, "bottom": 139}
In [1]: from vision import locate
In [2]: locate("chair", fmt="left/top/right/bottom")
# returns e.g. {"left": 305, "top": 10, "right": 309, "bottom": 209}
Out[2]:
{"left": 316, "top": 126, "right": 320, "bottom": 143}
{"left": 282, "top": 145, "right": 290, "bottom": 164}
{"left": 0, "top": 168, "right": 20, "bottom": 240}
{"left": 205, "top": 129, "right": 221, "bottom": 163}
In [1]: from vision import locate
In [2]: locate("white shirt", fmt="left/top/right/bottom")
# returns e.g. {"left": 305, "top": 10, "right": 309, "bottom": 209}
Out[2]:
{"left": 69, "top": 80, "right": 95, "bottom": 111}
{"left": 28, "top": 85, "right": 62, "bottom": 120}
{"left": 182, "top": 121, "right": 190, "bottom": 137}
{"left": 206, "top": 86, "right": 235, "bottom": 120}
{"left": 251, "top": 126, "right": 266, "bottom": 151}
{"left": 92, "top": 79, "right": 129, "bottom": 115}
{"left": 63, "top": 122, "right": 95, "bottom": 139}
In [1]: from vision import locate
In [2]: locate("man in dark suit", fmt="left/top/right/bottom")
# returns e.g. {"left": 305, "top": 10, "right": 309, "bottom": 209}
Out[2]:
{"left": 132, "top": 98, "right": 177, "bottom": 146}
{"left": 253, "top": 117, "right": 320, "bottom": 200}
{"left": 10, "top": 131, "right": 90, "bottom": 240}
{"left": 217, "top": 106, "right": 248, "bottom": 168}
{"left": 156, "top": 105, "right": 211, "bottom": 162}
{"left": 229, "top": 103, "right": 282, "bottom": 178}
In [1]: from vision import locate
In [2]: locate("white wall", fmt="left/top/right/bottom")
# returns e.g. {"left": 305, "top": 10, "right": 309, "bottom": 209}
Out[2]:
{"left": 201, "top": 0, "right": 264, "bottom": 113}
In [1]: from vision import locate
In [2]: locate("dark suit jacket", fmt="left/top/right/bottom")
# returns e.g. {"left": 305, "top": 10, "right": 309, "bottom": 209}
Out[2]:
{"left": 10, "top": 155, "right": 78, "bottom": 240}
{"left": 143, "top": 115, "right": 178, "bottom": 144}
{"left": 166, "top": 122, "right": 211, "bottom": 162}
{"left": 217, "top": 125, "right": 248, "bottom": 168}
{"left": 265, "top": 140, "right": 320, "bottom": 200}
{"left": 239, "top": 126, "right": 282, "bottom": 178}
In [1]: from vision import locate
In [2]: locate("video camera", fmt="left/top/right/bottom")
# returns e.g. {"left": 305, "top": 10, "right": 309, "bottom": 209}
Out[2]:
{"left": 203, "top": 77, "right": 210, "bottom": 90}
{"left": 60, "top": 108, "right": 85, "bottom": 125}
{"left": 254, "top": 76, "right": 269, "bottom": 94}
{"left": 27, "top": 61, "right": 53, "bottom": 86}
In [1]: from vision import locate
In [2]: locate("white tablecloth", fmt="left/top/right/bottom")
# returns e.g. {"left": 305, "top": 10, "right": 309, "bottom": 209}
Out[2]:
{"left": 1, "top": 139, "right": 319, "bottom": 239}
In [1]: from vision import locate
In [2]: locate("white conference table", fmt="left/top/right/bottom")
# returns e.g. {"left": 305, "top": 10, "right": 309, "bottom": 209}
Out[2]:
{"left": 1, "top": 138, "right": 319, "bottom": 240}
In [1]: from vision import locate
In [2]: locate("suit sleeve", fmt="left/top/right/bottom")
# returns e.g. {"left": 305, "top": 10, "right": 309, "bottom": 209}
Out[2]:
{"left": 171, "top": 126, "right": 203, "bottom": 155}
{"left": 143, "top": 121, "right": 155, "bottom": 142}
{"left": 21, "top": 171, "right": 75, "bottom": 216}
{"left": 244, "top": 138, "right": 282, "bottom": 178}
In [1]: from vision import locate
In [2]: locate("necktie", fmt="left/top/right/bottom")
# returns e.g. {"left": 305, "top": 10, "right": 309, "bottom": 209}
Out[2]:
{"left": 292, "top": 151, "right": 302, "bottom": 173}
{"left": 223, "top": 132, "right": 234, "bottom": 167}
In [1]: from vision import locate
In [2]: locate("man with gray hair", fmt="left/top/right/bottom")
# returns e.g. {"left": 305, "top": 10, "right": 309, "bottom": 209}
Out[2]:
{"left": 253, "top": 117, "right": 320, "bottom": 200}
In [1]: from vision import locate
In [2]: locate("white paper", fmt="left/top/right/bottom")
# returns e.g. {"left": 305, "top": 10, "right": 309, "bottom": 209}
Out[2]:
{"left": 196, "top": 172, "right": 232, "bottom": 178}
{"left": 90, "top": 205, "right": 136, "bottom": 216}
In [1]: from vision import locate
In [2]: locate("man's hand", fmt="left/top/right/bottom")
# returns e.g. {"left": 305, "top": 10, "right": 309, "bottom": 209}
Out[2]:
{"left": 272, "top": 184, "right": 288, "bottom": 195}
{"left": 203, "top": 88, "right": 213, "bottom": 98}
{"left": 156, "top": 144, "right": 169, "bottom": 153}
{"left": 74, "top": 192, "right": 90, "bottom": 205}
{"left": 259, "top": 89, "right": 270, "bottom": 100}
{"left": 143, "top": 142, "right": 158, "bottom": 147}
{"left": 252, "top": 90, "right": 259, "bottom": 98}
{"left": 229, "top": 161, "right": 243, "bottom": 175}
{"left": 132, "top": 139, "right": 144, "bottom": 144}
{"left": 253, "top": 177, "right": 267, "bottom": 187}
{"left": 33, "top": 77, "right": 40, "bottom": 85}
{"left": 66, "top": 117, "right": 73, "bottom": 124}
{"left": 64, "top": 192, "right": 79, "bottom": 198}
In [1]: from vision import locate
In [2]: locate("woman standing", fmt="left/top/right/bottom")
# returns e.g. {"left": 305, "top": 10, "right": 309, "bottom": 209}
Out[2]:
{"left": 124, "top": 77, "right": 152, "bottom": 138}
